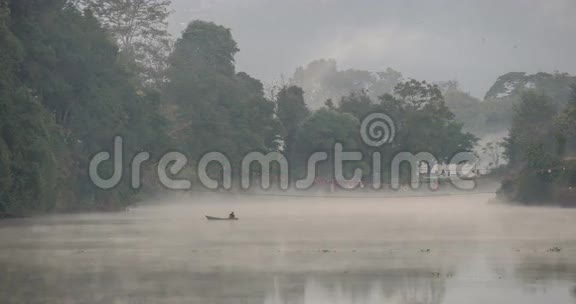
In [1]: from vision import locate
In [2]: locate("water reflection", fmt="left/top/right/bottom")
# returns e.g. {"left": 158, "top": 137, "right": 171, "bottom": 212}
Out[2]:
{"left": 513, "top": 256, "right": 576, "bottom": 303}
{"left": 1, "top": 196, "right": 576, "bottom": 303}
{"left": 261, "top": 267, "right": 576, "bottom": 304}
{"left": 264, "top": 271, "right": 448, "bottom": 304}
{"left": 260, "top": 248, "right": 576, "bottom": 304}
{"left": 514, "top": 258, "right": 576, "bottom": 283}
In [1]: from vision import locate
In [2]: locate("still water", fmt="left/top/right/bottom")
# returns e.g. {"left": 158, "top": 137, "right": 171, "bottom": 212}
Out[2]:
{"left": 1, "top": 193, "right": 576, "bottom": 303}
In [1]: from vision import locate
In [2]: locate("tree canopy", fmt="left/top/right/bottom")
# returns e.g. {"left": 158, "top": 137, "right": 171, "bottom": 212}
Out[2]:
{"left": 1, "top": 0, "right": 167, "bottom": 216}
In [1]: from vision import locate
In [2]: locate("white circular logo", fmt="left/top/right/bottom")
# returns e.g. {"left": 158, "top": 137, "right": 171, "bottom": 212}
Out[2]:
{"left": 360, "top": 112, "right": 396, "bottom": 147}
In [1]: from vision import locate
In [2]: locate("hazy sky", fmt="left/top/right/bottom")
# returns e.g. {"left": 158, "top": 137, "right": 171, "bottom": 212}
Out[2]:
{"left": 168, "top": 0, "right": 576, "bottom": 98}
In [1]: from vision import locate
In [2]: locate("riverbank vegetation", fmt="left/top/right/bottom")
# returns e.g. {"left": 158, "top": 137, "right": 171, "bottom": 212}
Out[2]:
{"left": 498, "top": 90, "right": 576, "bottom": 206}
{"left": 1, "top": 0, "right": 574, "bottom": 217}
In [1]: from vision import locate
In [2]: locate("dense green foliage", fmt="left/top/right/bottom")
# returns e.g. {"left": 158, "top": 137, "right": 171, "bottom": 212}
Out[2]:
{"left": 378, "top": 80, "right": 477, "bottom": 160}
{"left": 499, "top": 90, "right": 576, "bottom": 206}
{"left": 285, "top": 79, "right": 477, "bottom": 184}
{"left": 0, "top": 0, "right": 167, "bottom": 216}
{"left": 163, "top": 21, "right": 281, "bottom": 162}
{"left": 504, "top": 92, "right": 560, "bottom": 170}
{"left": 0, "top": 1, "right": 66, "bottom": 215}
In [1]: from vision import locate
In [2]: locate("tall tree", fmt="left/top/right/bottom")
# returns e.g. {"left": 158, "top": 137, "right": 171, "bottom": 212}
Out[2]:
{"left": 276, "top": 86, "right": 310, "bottom": 158}
{"left": 377, "top": 79, "right": 476, "bottom": 160}
{"left": 164, "top": 21, "right": 279, "bottom": 162}
{"left": 500, "top": 92, "right": 566, "bottom": 204}
{"left": 504, "top": 92, "right": 560, "bottom": 170}
{"left": 81, "top": 0, "right": 172, "bottom": 84}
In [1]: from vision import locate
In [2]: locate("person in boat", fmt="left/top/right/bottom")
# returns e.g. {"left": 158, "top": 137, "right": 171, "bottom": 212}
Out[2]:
{"left": 229, "top": 212, "right": 236, "bottom": 219}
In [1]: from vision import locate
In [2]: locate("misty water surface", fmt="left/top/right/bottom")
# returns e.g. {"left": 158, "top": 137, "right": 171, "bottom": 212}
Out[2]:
{"left": 1, "top": 193, "right": 576, "bottom": 303}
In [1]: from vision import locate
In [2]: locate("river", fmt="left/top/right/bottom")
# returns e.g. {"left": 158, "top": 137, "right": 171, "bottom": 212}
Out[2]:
{"left": 1, "top": 193, "right": 575, "bottom": 303}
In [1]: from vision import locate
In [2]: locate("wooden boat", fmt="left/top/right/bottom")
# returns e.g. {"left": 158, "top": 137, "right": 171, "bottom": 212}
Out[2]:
{"left": 205, "top": 215, "right": 238, "bottom": 221}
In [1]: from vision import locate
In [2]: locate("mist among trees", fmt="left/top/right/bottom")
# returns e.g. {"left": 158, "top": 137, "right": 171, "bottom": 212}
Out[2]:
{"left": 1, "top": 0, "right": 575, "bottom": 217}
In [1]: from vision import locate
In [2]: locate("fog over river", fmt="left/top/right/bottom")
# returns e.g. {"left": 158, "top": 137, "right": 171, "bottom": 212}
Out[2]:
{"left": 1, "top": 193, "right": 576, "bottom": 303}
